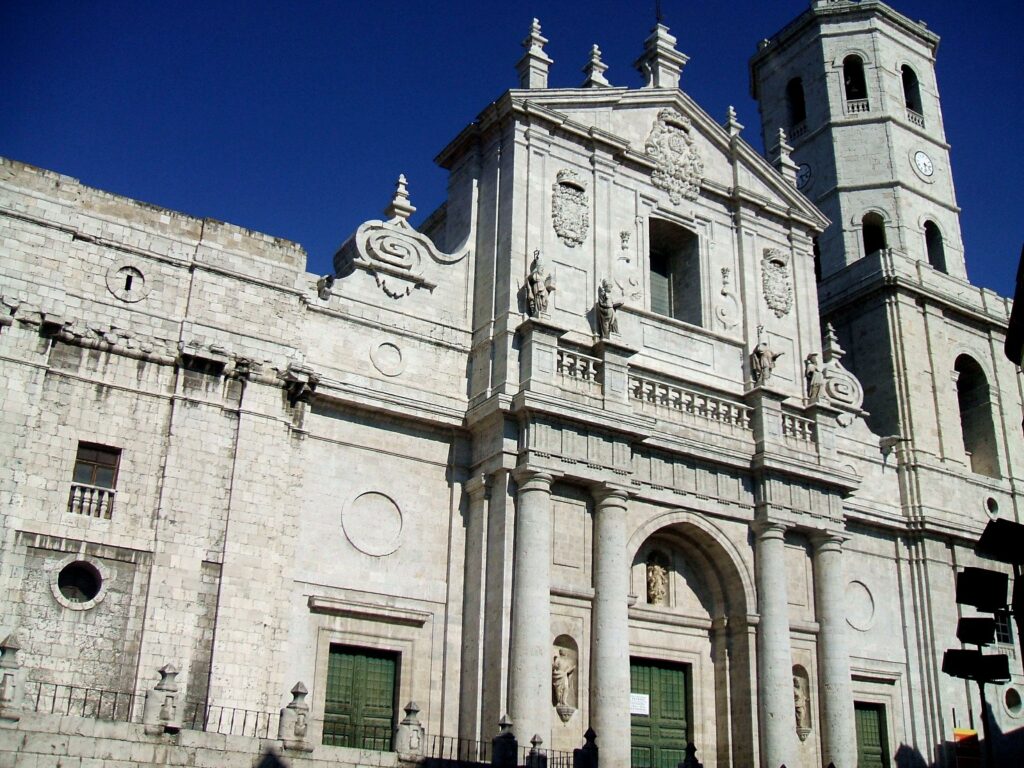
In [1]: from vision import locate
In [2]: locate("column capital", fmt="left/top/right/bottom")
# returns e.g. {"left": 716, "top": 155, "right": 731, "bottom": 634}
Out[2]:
{"left": 511, "top": 466, "right": 556, "bottom": 490}
{"left": 810, "top": 529, "right": 847, "bottom": 552}
{"left": 751, "top": 520, "right": 787, "bottom": 541}
{"left": 592, "top": 483, "right": 630, "bottom": 507}
{"left": 464, "top": 473, "right": 492, "bottom": 500}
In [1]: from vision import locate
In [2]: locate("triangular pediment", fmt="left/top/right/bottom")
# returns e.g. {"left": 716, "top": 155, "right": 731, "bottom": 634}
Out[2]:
{"left": 438, "top": 86, "right": 828, "bottom": 231}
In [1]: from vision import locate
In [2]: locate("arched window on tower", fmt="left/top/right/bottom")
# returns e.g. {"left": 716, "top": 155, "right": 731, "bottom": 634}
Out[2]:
{"left": 901, "top": 65, "right": 924, "bottom": 127}
{"left": 843, "top": 55, "right": 869, "bottom": 112}
{"left": 861, "top": 213, "right": 887, "bottom": 258}
{"left": 786, "top": 77, "right": 807, "bottom": 135}
{"left": 924, "top": 220, "right": 946, "bottom": 272}
{"left": 954, "top": 356, "right": 1000, "bottom": 478}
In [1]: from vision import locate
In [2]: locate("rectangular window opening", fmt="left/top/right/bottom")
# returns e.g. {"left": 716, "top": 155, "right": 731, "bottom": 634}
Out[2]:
{"left": 648, "top": 219, "right": 702, "bottom": 326}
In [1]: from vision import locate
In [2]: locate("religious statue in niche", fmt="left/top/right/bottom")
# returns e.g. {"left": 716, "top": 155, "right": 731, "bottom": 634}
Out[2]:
{"left": 750, "top": 325, "right": 783, "bottom": 385}
{"left": 596, "top": 279, "right": 624, "bottom": 338}
{"left": 526, "top": 251, "right": 556, "bottom": 317}
{"left": 805, "top": 353, "right": 825, "bottom": 403}
{"left": 646, "top": 552, "right": 669, "bottom": 606}
{"left": 551, "top": 170, "right": 589, "bottom": 248}
{"left": 792, "top": 670, "right": 812, "bottom": 741}
{"left": 551, "top": 636, "right": 579, "bottom": 723}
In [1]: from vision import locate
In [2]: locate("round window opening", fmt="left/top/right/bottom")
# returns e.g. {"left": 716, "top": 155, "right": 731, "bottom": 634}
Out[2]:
{"left": 1007, "top": 687, "right": 1023, "bottom": 716}
{"left": 986, "top": 497, "right": 999, "bottom": 516}
{"left": 58, "top": 562, "right": 102, "bottom": 603}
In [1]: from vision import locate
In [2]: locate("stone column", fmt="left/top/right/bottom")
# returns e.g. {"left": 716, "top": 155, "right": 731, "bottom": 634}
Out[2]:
{"left": 590, "top": 487, "right": 631, "bottom": 766}
{"left": 814, "top": 533, "right": 856, "bottom": 768}
{"left": 508, "top": 469, "right": 554, "bottom": 746}
{"left": 753, "top": 522, "right": 797, "bottom": 768}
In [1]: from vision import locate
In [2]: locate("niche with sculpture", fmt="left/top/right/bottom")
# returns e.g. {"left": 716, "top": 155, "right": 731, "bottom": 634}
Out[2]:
{"left": 792, "top": 665, "right": 812, "bottom": 742}
{"left": 646, "top": 551, "right": 670, "bottom": 607}
{"left": 552, "top": 635, "right": 579, "bottom": 723}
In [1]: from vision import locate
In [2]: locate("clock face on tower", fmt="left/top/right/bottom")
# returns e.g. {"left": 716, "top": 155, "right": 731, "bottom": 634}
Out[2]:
{"left": 913, "top": 150, "right": 934, "bottom": 177}
{"left": 796, "top": 163, "right": 812, "bottom": 191}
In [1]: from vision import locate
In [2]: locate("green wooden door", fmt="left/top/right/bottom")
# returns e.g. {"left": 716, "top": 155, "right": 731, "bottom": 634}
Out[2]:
{"left": 630, "top": 658, "right": 690, "bottom": 768}
{"left": 855, "top": 702, "right": 890, "bottom": 768}
{"left": 323, "top": 645, "right": 397, "bottom": 750}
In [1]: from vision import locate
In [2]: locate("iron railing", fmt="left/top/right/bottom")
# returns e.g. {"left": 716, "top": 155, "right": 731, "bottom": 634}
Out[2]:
{"left": 23, "top": 680, "right": 141, "bottom": 722}
{"left": 183, "top": 702, "right": 281, "bottom": 738}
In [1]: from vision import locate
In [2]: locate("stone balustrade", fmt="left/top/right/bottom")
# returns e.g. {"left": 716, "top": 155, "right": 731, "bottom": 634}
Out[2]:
{"left": 556, "top": 349, "right": 602, "bottom": 386}
{"left": 781, "top": 412, "right": 816, "bottom": 443}
{"left": 846, "top": 98, "right": 869, "bottom": 114}
{"left": 67, "top": 483, "right": 116, "bottom": 519}
{"left": 629, "top": 373, "right": 753, "bottom": 430}
{"left": 906, "top": 108, "right": 925, "bottom": 127}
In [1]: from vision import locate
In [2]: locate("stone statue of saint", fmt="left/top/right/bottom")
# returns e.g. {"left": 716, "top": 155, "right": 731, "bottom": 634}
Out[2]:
{"left": 793, "top": 676, "right": 806, "bottom": 727}
{"left": 750, "top": 341, "right": 783, "bottom": 384}
{"left": 527, "top": 251, "right": 555, "bottom": 316}
{"left": 596, "top": 279, "right": 623, "bottom": 338}
{"left": 646, "top": 558, "right": 668, "bottom": 606}
{"left": 805, "top": 353, "right": 825, "bottom": 402}
{"left": 551, "top": 648, "right": 576, "bottom": 708}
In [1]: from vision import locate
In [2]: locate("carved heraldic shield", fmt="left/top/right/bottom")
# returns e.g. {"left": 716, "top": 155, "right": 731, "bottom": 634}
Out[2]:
{"left": 645, "top": 109, "right": 704, "bottom": 204}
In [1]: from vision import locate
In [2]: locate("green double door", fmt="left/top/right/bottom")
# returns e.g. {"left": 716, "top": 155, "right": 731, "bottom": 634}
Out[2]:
{"left": 323, "top": 645, "right": 397, "bottom": 750}
{"left": 855, "top": 702, "right": 890, "bottom": 768}
{"left": 630, "top": 659, "right": 691, "bottom": 768}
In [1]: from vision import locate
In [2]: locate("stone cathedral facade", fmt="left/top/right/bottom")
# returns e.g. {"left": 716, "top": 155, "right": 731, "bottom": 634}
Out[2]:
{"left": 0, "top": 2, "right": 1021, "bottom": 767}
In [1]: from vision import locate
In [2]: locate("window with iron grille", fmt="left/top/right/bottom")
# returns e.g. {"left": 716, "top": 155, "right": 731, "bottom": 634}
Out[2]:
{"left": 996, "top": 612, "right": 1014, "bottom": 645}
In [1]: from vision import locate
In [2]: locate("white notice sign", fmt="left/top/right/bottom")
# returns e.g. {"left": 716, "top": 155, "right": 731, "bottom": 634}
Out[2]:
{"left": 629, "top": 693, "right": 650, "bottom": 716}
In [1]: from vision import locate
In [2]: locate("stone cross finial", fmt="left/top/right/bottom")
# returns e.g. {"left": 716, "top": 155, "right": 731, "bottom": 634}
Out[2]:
{"left": 634, "top": 23, "right": 689, "bottom": 89}
{"left": 384, "top": 174, "right": 416, "bottom": 221}
{"left": 582, "top": 45, "right": 611, "bottom": 87}
{"left": 517, "top": 19, "right": 553, "bottom": 89}
{"left": 725, "top": 105, "right": 744, "bottom": 137}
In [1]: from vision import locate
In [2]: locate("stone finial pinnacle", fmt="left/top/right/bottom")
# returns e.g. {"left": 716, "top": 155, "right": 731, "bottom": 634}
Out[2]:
{"left": 725, "top": 105, "right": 744, "bottom": 137}
{"left": 634, "top": 22, "right": 689, "bottom": 89}
{"left": 769, "top": 128, "right": 798, "bottom": 186}
{"left": 582, "top": 44, "right": 611, "bottom": 87}
{"left": 517, "top": 18, "right": 553, "bottom": 89}
{"left": 385, "top": 174, "right": 416, "bottom": 221}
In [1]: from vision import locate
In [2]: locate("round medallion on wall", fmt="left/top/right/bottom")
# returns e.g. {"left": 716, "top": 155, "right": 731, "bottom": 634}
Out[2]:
{"left": 342, "top": 491, "right": 404, "bottom": 556}
{"left": 911, "top": 149, "right": 935, "bottom": 182}
{"left": 845, "top": 579, "right": 875, "bottom": 632}
{"left": 370, "top": 342, "right": 405, "bottom": 377}
{"left": 106, "top": 263, "right": 150, "bottom": 303}
{"left": 796, "top": 163, "right": 813, "bottom": 191}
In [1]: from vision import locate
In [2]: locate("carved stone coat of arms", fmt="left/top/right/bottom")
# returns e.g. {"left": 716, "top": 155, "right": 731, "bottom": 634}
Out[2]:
{"left": 645, "top": 109, "right": 704, "bottom": 205}
{"left": 761, "top": 248, "right": 793, "bottom": 318}
{"left": 551, "top": 170, "right": 589, "bottom": 247}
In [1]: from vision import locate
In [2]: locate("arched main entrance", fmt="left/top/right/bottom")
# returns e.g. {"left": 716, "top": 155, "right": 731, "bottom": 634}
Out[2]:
{"left": 627, "top": 513, "right": 756, "bottom": 768}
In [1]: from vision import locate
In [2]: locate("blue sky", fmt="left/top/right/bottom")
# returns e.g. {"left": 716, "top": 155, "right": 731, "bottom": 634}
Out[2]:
{"left": 2, "top": 1, "right": 1021, "bottom": 296}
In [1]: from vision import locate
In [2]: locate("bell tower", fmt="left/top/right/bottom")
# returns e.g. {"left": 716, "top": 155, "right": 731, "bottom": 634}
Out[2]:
{"left": 750, "top": 0, "right": 965, "bottom": 282}
{"left": 751, "top": 1, "right": 1019, "bottom": 491}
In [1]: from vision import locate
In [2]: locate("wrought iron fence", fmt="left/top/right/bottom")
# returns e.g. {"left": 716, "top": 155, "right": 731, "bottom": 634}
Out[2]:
{"left": 428, "top": 734, "right": 493, "bottom": 765}
{"left": 517, "top": 745, "right": 576, "bottom": 768}
{"left": 182, "top": 702, "right": 281, "bottom": 738}
{"left": 23, "top": 680, "right": 141, "bottom": 722}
